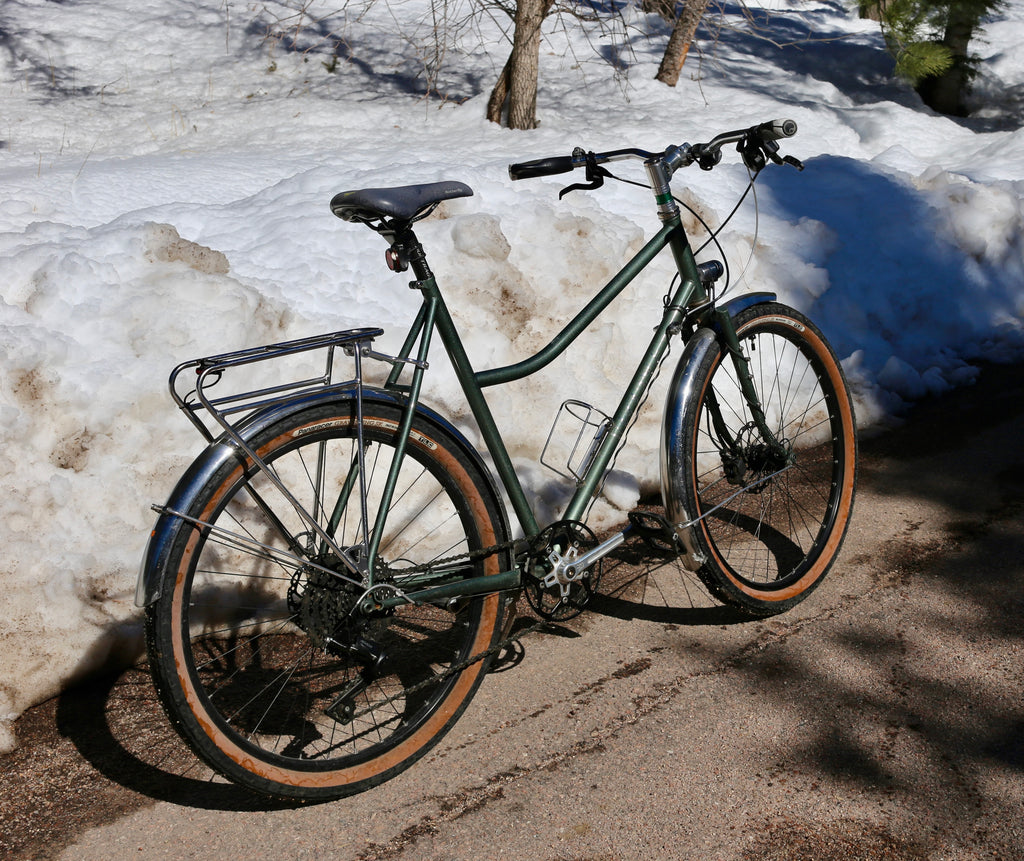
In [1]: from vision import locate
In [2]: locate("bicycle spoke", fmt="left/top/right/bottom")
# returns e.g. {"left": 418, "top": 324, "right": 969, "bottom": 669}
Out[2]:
{"left": 684, "top": 304, "right": 855, "bottom": 611}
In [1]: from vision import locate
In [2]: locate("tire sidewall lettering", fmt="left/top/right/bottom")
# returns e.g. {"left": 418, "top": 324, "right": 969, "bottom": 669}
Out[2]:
{"left": 291, "top": 416, "right": 438, "bottom": 450}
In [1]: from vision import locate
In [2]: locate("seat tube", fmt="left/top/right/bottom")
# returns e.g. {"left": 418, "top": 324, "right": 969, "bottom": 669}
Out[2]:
{"left": 363, "top": 233, "right": 438, "bottom": 574}
{"left": 405, "top": 233, "right": 541, "bottom": 537}
{"left": 432, "top": 288, "right": 541, "bottom": 537}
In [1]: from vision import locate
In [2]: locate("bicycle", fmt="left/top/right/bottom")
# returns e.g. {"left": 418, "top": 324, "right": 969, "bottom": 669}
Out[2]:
{"left": 136, "top": 119, "right": 857, "bottom": 801}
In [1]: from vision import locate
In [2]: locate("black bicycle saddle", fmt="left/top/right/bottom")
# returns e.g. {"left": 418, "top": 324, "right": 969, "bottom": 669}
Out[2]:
{"left": 330, "top": 181, "right": 473, "bottom": 224}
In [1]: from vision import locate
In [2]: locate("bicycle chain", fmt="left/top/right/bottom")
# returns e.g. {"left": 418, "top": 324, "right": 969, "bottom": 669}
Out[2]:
{"left": 339, "top": 538, "right": 527, "bottom": 723}
{"left": 344, "top": 614, "right": 549, "bottom": 724}
{"left": 344, "top": 532, "right": 589, "bottom": 723}
{"left": 376, "top": 537, "right": 521, "bottom": 580}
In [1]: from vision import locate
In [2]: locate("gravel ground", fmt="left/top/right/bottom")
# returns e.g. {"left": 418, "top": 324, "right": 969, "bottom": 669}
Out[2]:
{"left": 2, "top": 363, "right": 1022, "bottom": 861}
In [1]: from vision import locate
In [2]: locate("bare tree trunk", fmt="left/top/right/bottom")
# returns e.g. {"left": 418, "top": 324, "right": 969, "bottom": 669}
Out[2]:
{"left": 655, "top": 0, "right": 710, "bottom": 86}
{"left": 486, "top": 0, "right": 554, "bottom": 129}
{"left": 641, "top": 0, "right": 676, "bottom": 22}
{"left": 858, "top": 0, "right": 889, "bottom": 21}
{"left": 486, "top": 55, "right": 512, "bottom": 124}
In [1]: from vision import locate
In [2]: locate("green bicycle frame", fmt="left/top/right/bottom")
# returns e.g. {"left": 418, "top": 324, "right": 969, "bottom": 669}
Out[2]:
{"left": 361, "top": 207, "right": 716, "bottom": 606}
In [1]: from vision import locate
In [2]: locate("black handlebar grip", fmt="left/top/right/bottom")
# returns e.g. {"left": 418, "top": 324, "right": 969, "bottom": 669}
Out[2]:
{"left": 757, "top": 119, "right": 798, "bottom": 141}
{"left": 508, "top": 155, "right": 576, "bottom": 181}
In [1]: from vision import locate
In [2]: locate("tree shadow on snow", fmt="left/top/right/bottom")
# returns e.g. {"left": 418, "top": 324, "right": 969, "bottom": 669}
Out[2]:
{"left": 247, "top": 11, "right": 488, "bottom": 104}
{"left": 693, "top": 0, "right": 912, "bottom": 107}
{"left": 0, "top": 14, "right": 99, "bottom": 102}
{"left": 755, "top": 154, "right": 1008, "bottom": 381}
{"left": 697, "top": 0, "right": 1024, "bottom": 130}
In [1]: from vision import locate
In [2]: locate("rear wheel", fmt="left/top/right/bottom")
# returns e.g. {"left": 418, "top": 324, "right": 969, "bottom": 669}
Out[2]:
{"left": 146, "top": 400, "right": 510, "bottom": 800}
{"left": 679, "top": 302, "right": 857, "bottom": 615}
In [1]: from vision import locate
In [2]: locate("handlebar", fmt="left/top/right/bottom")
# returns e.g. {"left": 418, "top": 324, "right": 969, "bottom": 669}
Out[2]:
{"left": 507, "top": 155, "right": 577, "bottom": 181}
{"left": 755, "top": 118, "right": 798, "bottom": 141}
{"left": 508, "top": 118, "right": 801, "bottom": 183}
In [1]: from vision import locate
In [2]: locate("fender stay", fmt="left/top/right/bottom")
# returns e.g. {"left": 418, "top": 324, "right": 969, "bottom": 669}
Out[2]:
{"left": 135, "top": 387, "right": 507, "bottom": 607}
{"left": 659, "top": 292, "right": 776, "bottom": 570}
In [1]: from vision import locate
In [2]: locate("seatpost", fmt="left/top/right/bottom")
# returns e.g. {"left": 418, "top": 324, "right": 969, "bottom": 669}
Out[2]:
{"left": 396, "top": 227, "right": 434, "bottom": 284}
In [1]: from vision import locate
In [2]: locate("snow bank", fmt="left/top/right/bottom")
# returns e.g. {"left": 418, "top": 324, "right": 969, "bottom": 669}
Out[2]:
{"left": 1, "top": 0, "right": 1023, "bottom": 745}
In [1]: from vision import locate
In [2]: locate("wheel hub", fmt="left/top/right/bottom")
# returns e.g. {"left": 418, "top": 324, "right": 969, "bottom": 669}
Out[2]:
{"left": 721, "top": 426, "right": 791, "bottom": 493}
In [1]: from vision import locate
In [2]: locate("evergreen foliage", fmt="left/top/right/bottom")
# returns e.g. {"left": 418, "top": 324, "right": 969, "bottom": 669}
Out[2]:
{"left": 864, "top": 0, "right": 957, "bottom": 83}
{"left": 861, "top": 0, "right": 1003, "bottom": 112}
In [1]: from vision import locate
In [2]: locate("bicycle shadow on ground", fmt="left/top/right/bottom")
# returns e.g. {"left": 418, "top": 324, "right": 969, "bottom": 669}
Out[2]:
{"left": 588, "top": 528, "right": 753, "bottom": 627}
{"left": 0, "top": 660, "right": 297, "bottom": 859}
{"left": 54, "top": 659, "right": 299, "bottom": 813}
{"left": 710, "top": 364, "right": 1024, "bottom": 854}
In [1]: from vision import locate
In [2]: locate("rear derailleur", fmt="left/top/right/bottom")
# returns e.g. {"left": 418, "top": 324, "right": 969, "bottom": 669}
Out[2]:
{"left": 288, "top": 559, "right": 390, "bottom": 725}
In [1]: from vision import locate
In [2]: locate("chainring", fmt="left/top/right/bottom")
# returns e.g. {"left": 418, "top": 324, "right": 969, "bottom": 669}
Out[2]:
{"left": 524, "top": 520, "right": 601, "bottom": 621}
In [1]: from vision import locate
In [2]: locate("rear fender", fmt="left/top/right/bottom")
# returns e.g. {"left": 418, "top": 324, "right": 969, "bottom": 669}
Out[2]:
{"left": 135, "top": 387, "right": 506, "bottom": 607}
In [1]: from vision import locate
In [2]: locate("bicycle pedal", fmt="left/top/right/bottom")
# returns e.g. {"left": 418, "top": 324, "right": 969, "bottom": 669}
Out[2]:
{"left": 627, "top": 510, "right": 679, "bottom": 554}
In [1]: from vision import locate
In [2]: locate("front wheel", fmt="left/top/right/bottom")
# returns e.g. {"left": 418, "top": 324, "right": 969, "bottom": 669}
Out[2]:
{"left": 145, "top": 400, "right": 511, "bottom": 800}
{"left": 679, "top": 302, "right": 857, "bottom": 616}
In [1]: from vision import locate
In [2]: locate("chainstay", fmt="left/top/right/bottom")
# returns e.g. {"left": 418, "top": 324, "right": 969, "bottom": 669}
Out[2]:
{"left": 377, "top": 537, "right": 521, "bottom": 579}
{"left": 346, "top": 537, "right": 556, "bottom": 722}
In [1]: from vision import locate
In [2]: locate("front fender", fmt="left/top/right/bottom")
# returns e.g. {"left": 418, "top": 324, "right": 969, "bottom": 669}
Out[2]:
{"left": 710, "top": 291, "right": 776, "bottom": 330}
{"left": 135, "top": 387, "right": 506, "bottom": 607}
{"left": 659, "top": 292, "right": 776, "bottom": 570}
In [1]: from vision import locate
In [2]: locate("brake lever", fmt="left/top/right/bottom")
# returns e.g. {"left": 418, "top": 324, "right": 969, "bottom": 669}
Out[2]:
{"left": 559, "top": 149, "right": 610, "bottom": 198}
{"left": 764, "top": 150, "right": 805, "bottom": 171}
{"left": 738, "top": 134, "right": 804, "bottom": 172}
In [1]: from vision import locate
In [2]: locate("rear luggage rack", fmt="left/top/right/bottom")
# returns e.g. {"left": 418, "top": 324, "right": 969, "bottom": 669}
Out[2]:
{"left": 169, "top": 327, "right": 389, "bottom": 443}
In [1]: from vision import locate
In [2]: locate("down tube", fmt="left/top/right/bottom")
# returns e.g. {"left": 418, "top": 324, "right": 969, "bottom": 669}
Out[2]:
{"left": 562, "top": 240, "right": 706, "bottom": 522}
{"left": 469, "top": 223, "right": 680, "bottom": 535}
{"left": 436, "top": 222, "right": 694, "bottom": 535}
{"left": 559, "top": 308, "right": 675, "bottom": 522}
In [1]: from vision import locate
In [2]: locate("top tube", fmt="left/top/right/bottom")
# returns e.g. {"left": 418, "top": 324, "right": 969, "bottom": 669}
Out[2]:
{"left": 475, "top": 221, "right": 683, "bottom": 388}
